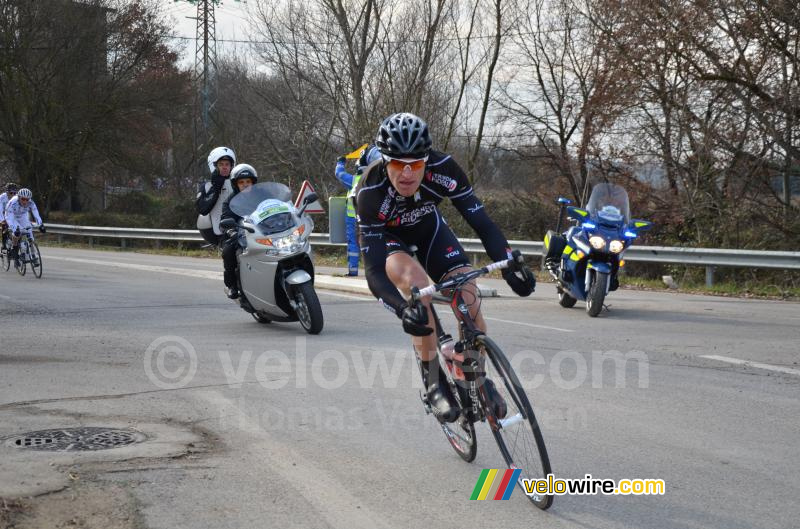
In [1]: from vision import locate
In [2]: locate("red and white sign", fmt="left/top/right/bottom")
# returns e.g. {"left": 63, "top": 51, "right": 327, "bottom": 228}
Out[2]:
{"left": 294, "top": 180, "right": 325, "bottom": 214}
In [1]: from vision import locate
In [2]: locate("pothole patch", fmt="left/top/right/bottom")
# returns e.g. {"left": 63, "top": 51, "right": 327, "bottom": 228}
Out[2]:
{"left": 3, "top": 428, "right": 147, "bottom": 452}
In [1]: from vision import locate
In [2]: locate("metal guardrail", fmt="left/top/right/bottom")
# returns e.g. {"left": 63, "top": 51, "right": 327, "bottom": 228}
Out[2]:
{"left": 46, "top": 224, "right": 800, "bottom": 285}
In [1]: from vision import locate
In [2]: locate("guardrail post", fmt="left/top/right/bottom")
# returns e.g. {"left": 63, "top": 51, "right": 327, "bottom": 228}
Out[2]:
{"left": 57, "top": 234, "right": 63, "bottom": 244}
{"left": 120, "top": 238, "right": 126, "bottom": 249}
{"left": 88, "top": 237, "right": 93, "bottom": 248}
{"left": 705, "top": 266, "right": 715, "bottom": 288}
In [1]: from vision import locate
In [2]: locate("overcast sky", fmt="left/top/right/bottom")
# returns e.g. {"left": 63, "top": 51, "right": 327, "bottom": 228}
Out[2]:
{"left": 159, "top": 0, "right": 253, "bottom": 65}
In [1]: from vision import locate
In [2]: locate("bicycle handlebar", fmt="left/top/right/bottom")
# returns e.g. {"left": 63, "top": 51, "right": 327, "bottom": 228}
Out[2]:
{"left": 411, "top": 257, "right": 512, "bottom": 301}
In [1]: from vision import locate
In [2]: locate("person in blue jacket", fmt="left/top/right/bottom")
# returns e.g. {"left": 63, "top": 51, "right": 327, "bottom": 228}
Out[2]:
{"left": 335, "top": 145, "right": 381, "bottom": 276}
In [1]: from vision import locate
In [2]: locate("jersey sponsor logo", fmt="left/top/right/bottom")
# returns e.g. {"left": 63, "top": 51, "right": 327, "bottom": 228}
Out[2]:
{"left": 445, "top": 245, "right": 461, "bottom": 259}
{"left": 377, "top": 193, "right": 393, "bottom": 220}
{"left": 396, "top": 204, "right": 435, "bottom": 226}
{"left": 427, "top": 172, "right": 458, "bottom": 192}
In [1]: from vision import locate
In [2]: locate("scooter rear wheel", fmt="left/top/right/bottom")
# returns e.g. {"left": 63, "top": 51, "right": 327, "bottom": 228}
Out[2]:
{"left": 251, "top": 313, "right": 271, "bottom": 324}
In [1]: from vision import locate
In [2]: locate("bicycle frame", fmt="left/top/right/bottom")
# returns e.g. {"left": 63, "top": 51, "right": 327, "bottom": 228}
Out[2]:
{"left": 411, "top": 260, "right": 511, "bottom": 423}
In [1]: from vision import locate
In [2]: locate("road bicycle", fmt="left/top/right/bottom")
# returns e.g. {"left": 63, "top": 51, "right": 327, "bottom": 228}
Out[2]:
{"left": 8, "top": 227, "right": 43, "bottom": 278}
{"left": 410, "top": 251, "right": 553, "bottom": 509}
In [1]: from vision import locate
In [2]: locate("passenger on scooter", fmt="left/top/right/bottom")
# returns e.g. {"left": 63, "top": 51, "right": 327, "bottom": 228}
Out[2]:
{"left": 220, "top": 164, "right": 258, "bottom": 299}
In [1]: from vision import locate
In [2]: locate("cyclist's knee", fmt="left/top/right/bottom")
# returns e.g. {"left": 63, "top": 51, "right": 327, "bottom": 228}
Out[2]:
{"left": 386, "top": 253, "right": 429, "bottom": 295}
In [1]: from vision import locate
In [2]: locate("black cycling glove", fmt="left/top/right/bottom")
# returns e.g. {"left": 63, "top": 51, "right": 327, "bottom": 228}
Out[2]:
{"left": 400, "top": 303, "right": 433, "bottom": 336}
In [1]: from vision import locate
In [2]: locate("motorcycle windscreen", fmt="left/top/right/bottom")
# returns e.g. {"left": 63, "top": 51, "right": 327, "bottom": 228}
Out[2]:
{"left": 585, "top": 183, "right": 630, "bottom": 224}
{"left": 229, "top": 182, "right": 293, "bottom": 218}
{"left": 251, "top": 199, "right": 296, "bottom": 235}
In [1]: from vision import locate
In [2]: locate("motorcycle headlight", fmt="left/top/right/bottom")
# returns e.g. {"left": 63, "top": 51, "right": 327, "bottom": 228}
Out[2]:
{"left": 609, "top": 240, "right": 624, "bottom": 253}
{"left": 589, "top": 236, "right": 606, "bottom": 250}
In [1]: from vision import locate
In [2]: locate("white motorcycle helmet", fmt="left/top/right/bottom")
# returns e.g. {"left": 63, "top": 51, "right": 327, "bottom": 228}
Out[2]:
{"left": 207, "top": 146, "right": 236, "bottom": 173}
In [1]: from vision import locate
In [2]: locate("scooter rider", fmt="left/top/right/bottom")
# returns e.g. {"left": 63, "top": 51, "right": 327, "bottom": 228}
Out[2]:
{"left": 196, "top": 146, "right": 236, "bottom": 245}
{"left": 220, "top": 164, "right": 258, "bottom": 299}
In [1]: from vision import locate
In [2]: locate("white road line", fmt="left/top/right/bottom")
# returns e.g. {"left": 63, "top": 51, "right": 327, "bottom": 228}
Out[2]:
{"left": 318, "top": 291, "right": 373, "bottom": 301}
{"left": 699, "top": 355, "right": 800, "bottom": 377}
{"left": 485, "top": 316, "right": 574, "bottom": 333}
{"left": 46, "top": 255, "right": 221, "bottom": 280}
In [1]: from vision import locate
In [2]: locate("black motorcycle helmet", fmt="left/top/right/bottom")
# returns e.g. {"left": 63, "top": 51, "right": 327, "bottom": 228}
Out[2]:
{"left": 375, "top": 113, "right": 432, "bottom": 159}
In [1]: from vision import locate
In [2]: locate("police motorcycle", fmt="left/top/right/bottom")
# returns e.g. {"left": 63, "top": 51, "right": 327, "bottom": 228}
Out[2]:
{"left": 219, "top": 182, "right": 324, "bottom": 334}
{"left": 542, "top": 183, "right": 652, "bottom": 316}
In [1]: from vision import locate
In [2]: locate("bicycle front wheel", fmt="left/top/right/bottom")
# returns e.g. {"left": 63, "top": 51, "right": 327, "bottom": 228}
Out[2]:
{"left": 29, "top": 242, "right": 42, "bottom": 278}
{"left": 477, "top": 335, "right": 553, "bottom": 510}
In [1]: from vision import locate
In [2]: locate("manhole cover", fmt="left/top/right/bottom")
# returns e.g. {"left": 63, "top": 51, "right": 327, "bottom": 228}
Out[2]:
{"left": 3, "top": 427, "right": 147, "bottom": 452}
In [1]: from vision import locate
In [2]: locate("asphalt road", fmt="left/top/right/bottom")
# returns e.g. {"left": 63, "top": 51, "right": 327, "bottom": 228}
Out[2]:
{"left": 1, "top": 247, "right": 799, "bottom": 529}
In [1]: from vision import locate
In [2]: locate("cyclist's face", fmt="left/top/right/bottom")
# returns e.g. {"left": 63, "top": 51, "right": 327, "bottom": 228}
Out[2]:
{"left": 385, "top": 157, "right": 427, "bottom": 197}
{"left": 19, "top": 197, "right": 29, "bottom": 205}
{"left": 216, "top": 159, "right": 233, "bottom": 177}
{"left": 6, "top": 191, "right": 15, "bottom": 198}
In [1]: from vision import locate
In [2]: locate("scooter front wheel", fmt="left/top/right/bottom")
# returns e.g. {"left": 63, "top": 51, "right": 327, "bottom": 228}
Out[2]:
{"left": 294, "top": 282, "right": 324, "bottom": 334}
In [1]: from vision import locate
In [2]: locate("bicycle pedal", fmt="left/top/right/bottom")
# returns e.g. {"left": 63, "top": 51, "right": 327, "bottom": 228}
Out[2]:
{"left": 418, "top": 390, "right": 432, "bottom": 414}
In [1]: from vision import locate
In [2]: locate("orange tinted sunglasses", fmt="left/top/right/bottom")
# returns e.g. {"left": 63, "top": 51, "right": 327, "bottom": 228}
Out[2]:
{"left": 384, "top": 157, "right": 427, "bottom": 171}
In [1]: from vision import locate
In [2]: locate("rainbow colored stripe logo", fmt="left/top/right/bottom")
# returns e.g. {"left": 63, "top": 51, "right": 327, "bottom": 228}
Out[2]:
{"left": 470, "top": 469, "right": 522, "bottom": 500}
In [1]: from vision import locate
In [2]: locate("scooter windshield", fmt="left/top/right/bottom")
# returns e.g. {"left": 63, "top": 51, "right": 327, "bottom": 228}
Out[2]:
{"left": 229, "top": 182, "right": 293, "bottom": 218}
{"left": 585, "top": 183, "right": 630, "bottom": 224}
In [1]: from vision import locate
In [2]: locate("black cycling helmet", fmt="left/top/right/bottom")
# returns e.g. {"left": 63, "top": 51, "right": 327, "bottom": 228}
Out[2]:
{"left": 5, "top": 182, "right": 18, "bottom": 193}
{"left": 375, "top": 113, "right": 432, "bottom": 159}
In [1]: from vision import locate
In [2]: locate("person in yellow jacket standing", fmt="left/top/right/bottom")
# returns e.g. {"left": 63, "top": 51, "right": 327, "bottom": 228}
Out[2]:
{"left": 334, "top": 144, "right": 381, "bottom": 276}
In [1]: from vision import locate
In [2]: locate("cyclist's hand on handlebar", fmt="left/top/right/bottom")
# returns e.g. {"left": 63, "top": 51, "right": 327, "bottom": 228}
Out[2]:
{"left": 503, "top": 250, "right": 535, "bottom": 296}
{"left": 400, "top": 302, "right": 433, "bottom": 336}
{"left": 39, "top": 225, "right": 46, "bottom": 233}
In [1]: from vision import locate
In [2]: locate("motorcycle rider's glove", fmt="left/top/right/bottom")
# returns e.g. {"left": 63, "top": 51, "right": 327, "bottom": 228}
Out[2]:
{"left": 211, "top": 169, "right": 226, "bottom": 189}
{"left": 399, "top": 302, "right": 433, "bottom": 336}
{"left": 503, "top": 250, "right": 535, "bottom": 296}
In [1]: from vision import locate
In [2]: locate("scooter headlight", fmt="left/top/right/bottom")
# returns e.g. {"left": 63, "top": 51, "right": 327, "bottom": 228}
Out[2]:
{"left": 589, "top": 236, "right": 606, "bottom": 250}
{"left": 609, "top": 240, "right": 624, "bottom": 253}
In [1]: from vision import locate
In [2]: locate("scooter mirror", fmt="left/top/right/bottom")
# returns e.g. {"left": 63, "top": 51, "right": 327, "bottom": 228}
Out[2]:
{"left": 303, "top": 193, "right": 318, "bottom": 205}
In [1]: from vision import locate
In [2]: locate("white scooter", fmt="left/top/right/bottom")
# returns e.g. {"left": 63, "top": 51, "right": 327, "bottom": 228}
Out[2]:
{"left": 219, "top": 182, "right": 324, "bottom": 334}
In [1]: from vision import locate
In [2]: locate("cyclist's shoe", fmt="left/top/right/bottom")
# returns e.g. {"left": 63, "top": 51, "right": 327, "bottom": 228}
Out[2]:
{"left": 225, "top": 287, "right": 240, "bottom": 299}
{"left": 424, "top": 362, "right": 461, "bottom": 423}
{"left": 483, "top": 377, "right": 507, "bottom": 420}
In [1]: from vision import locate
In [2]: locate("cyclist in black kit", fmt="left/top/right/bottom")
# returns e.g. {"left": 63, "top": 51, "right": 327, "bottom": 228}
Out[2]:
{"left": 355, "top": 113, "right": 535, "bottom": 422}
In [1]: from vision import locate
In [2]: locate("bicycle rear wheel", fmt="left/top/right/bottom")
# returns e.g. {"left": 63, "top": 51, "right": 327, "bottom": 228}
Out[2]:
{"left": 477, "top": 335, "right": 553, "bottom": 510}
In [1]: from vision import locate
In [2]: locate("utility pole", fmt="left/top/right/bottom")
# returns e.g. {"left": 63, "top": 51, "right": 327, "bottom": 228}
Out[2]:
{"left": 176, "top": 0, "right": 238, "bottom": 177}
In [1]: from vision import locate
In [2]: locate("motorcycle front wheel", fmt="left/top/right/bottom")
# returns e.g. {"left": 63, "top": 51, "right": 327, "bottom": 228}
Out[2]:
{"left": 294, "top": 282, "right": 324, "bottom": 334}
{"left": 587, "top": 271, "right": 608, "bottom": 317}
